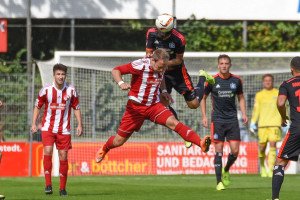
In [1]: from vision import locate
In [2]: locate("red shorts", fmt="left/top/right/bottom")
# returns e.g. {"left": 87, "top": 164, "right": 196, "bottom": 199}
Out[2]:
{"left": 117, "top": 100, "right": 173, "bottom": 138}
{"left": 42, "top": 131, "right": 72, "bottom": 150}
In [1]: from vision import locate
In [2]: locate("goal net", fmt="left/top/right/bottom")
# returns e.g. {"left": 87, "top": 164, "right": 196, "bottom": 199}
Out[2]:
{"left": 36, "top": 51, "right": 297, "bottom": 176}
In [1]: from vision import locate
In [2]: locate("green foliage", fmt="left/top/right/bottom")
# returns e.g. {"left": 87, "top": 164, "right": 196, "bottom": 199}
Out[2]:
{"left": 0, "top": 49, "right": 26, "bottom": 73}
{"left": 181, "top": 16, "right": 244, "bottom": 51}
{"left": 0, "top": 49, "right": 29, "bottom": 138}
{"left": 127, "top": 20, "right": 143, "bottom": 31}
{"left": 247, "top": 21, "right": 300, "bottom": 51}
{"left": 180, "top": 16, "right": 300, "bottom": 52}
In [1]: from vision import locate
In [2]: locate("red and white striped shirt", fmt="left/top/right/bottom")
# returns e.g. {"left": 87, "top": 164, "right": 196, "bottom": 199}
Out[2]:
{"left": 35, "top": 82, "right": 80, "bottom": 134}
{"left": 114, "top": 58, "right": 164, "bottom": 106}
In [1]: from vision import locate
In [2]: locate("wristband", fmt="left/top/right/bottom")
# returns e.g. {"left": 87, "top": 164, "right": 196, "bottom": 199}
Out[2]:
{"left": 161, "top": 89, "right": 168, "bottom": 94}
{"left": 118, "top": 80, "right": 124, "bottom": 86}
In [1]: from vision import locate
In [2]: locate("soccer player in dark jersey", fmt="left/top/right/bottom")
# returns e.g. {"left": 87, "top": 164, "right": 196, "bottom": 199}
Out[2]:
{"left": 271, "top": 56, "right": 300, "bottom": 200}
{"left": 200, "top": 54, "right": 248, "bottom": 191}
{"left": 146, "top": 13, "right": 214, "bottom": 148}
{"left": 146, "top": 14, "right": 214, "bottom": 110}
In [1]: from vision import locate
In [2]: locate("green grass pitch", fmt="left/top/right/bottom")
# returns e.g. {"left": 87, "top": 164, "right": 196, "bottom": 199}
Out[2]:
{"left": 0, "top": 175, "right": 299, "bottom": 200}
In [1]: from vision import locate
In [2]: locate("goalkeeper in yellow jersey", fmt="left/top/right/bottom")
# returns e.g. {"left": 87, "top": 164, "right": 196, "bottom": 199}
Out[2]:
{"left": 250, "top": 74, "right": 282, "bottom": 178}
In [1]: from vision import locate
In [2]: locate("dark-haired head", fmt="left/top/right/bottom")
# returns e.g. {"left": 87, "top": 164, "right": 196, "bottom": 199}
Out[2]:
{"left": 53, "top": 63, "right": 67, "bottom": 75}
{"left": 290, "top": 57, "right": 300, "bottom": 71}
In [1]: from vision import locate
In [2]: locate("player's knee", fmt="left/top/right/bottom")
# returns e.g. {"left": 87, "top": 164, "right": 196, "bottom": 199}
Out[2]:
{"left": 58, "top": 151, "right": 68, "bottom": 161}
{"left": 275, "top": 158, "right": 288, "bottom": 167}
{"left": 44, "top": 149, "right": 53, "bottom": 156}
{"left": 187, "top": 103, "right": 199, "bottom": 109}
{"left": 165, "top": 117, "right": 179, "bottom": 130}
{"left": 186, "top": 100, "right": 199, "bottom": 109}
{"left": 269, "top": 141, "right": 276, "bottom": 148}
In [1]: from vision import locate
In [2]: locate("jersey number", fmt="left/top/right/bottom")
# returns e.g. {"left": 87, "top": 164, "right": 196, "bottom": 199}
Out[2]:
{"left": 296, "top": 89, "right": 300, "bottom": 112}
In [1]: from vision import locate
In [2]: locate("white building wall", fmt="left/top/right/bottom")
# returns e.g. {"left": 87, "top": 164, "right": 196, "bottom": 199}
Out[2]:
{"left": 1, "top": 0, "right": 300, "bottom": 20}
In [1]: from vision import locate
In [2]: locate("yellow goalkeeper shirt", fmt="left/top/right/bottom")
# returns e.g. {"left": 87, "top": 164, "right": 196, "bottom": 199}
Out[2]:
{"left": 251, "top": 88, "right": 281, "bottom": 128}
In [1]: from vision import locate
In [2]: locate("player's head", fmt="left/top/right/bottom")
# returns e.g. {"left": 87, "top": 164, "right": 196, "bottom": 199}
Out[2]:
{"left": 151, "top": 48, "right": 170, "bottom": 72}
{"left": 262, "top": 74, "right": 274, "bottom": 90}
{"left": 217, "top": 54, "right": 231, "bottom": 74}
{"left": 53, "top": 63, "right": 67, "bottom": 86}
{"left": 155, "top": 13, "right": 174, "bottom": 40}
{"left": 290, "top": 56, "right": 300, "bottom": 76}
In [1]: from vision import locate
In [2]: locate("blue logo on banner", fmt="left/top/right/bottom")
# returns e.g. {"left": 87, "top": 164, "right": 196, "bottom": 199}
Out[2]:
{"left": 298, "top": 0, "right": 300, "bottom": 12}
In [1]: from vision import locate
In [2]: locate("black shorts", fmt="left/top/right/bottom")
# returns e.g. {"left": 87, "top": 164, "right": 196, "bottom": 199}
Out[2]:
{"left": 165, "top": 65, "right": 196, "bottom": 102}
{"left": 210, "top": 121, "right": 241, "bottom": 142}
{"left": 278, "top": 126, "right": 300, "bottom": 161}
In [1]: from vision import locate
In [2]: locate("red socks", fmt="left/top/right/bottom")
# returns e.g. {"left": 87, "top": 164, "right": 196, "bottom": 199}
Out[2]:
{"left": 43, "top": 155, "right": 52, "bottom": 187}
{"left": 59, "top": 160, "right": 68, "bottom": 190}
{"left": 44, "top": 155, "right": 69, "bottom": 190}
{"left": 102, "top": 136, "right": 116, "bottom": 152}
{"left": 174, "top": 122, "right": 201, "bottom": 146}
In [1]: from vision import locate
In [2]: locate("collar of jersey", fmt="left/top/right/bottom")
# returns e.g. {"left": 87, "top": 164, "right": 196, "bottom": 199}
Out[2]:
{"left": 52, "top": 82, "right": 67, "bottom": 91}
{"left": 217, "top": 73, "right": 232, "bottom": 80}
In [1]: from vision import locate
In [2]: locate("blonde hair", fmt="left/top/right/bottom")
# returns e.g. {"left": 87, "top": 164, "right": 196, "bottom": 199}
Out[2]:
{"left": 152, "top": 48, "right": 170, "bottom": 62}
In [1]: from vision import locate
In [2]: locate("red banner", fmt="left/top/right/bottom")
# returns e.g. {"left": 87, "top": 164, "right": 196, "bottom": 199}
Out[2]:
{"left": 67, "top": 142, "right": 259, "bottom": 176}
{"left": 0, "top": 142, "right": 259, "bottom": 177}
{"left": 0, "top": 142, "right": 29, "bottom": 176}
{"left": 0, "top": 19, "right": 7, "bottom": 53}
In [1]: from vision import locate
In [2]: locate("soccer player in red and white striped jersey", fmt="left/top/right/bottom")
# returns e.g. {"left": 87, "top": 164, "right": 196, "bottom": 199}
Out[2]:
{"left": 31, "top": 63, "right": 83, "bottom": 196}
{"left": 95, "top": 49, "right": 211, "bottom": 163}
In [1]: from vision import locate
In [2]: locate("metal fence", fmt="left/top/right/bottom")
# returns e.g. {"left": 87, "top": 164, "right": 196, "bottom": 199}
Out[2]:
{"left": 0, "top": 66, "right": 42, "bottom": 142}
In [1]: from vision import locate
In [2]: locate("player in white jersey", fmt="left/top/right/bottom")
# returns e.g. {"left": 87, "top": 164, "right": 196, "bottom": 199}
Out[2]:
{"left": 31, "top": 64, "right": 83, "bottom": 196}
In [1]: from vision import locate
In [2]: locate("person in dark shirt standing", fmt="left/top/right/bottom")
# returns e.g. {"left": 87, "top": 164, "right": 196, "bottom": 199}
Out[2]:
{"left": 200, "top": 54, "right": 248, "bottom": 190}
{"left": 272, "top": 56, "right": 300, "bottom": 200}
{"left": 146, "top": 13, "right": 214, "bottom": 148}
